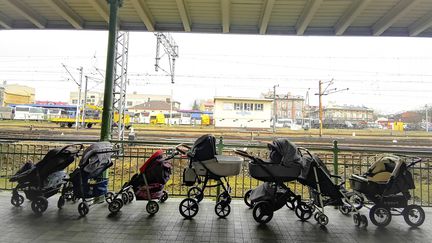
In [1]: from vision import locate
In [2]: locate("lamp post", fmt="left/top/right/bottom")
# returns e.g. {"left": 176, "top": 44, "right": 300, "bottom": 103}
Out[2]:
{"left": 426, "top": 104, "right": 429, "bottom": 132}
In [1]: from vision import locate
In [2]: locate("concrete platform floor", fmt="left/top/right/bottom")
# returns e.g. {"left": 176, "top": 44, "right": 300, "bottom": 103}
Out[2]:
{"left": 0, "top": 191, "right": 430, "bottom": 243}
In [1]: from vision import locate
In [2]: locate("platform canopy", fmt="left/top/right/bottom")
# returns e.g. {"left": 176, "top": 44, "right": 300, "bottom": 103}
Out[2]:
{"left": 0, "top": 0, "right": 432, "bottom": 37}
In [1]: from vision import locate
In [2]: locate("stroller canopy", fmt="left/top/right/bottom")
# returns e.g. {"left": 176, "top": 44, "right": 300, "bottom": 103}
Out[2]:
{"left": 190, "top": 134, "right": 217, "bottom": 161}
{"left": 80, "top": 142, "right": 113, "bottom": 178}
{"left": 140, "top": 150, "right": 164, "bottom": 174}
{"left": 268, "top": 138, "right": 302, "bottom": 167}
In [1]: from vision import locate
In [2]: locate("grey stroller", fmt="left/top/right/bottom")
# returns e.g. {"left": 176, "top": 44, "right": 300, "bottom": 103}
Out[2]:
{"left": 177, "top": 134, "right": 243, "bottom": 219}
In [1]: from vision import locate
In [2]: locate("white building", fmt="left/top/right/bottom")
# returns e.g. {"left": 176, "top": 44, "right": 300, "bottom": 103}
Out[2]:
{"left": 214, "top": 97, "right": 272, "bottom": 128}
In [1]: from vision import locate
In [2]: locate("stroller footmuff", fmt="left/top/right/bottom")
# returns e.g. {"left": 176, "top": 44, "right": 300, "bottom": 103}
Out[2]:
{"left": 177, "top": 134, "right": 243, "bottom": 219}
{"left": 106, "top": 149, "right": 176, "bottom": 215}
{"left": 349, "top": 155, "right": 425, "bottom": 227}
{"left": 60, "top": 142, "right": 116, "bottom": 217}
{"left": 9, "top": 144, "right": 82, "bottom": 215}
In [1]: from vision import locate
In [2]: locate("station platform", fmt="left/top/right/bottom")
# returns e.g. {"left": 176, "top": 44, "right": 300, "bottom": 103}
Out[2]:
{"left": 0, "top": 191, "right": 430, "bottom": 243}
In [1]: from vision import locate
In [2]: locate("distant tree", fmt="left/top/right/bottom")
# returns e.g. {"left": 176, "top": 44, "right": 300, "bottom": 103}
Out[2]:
{"left": 192, "top": 100, "right": 199, "bottom": 110}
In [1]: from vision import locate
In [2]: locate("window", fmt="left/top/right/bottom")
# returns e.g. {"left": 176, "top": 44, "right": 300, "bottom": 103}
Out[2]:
{"left": 244, "top": 103, "right": 253, "bottom": 111}
{"left": 234, "top": 103, "right": 242, "bottom": 110}
{"left": 72, "top": 99, "right": 77, "bottom": 104}
{"left": 254, "top": 103, "right": 263, "bottom": 111}
{"left": 90, "top": 95, "right": 95, "bottom": 98}
{"left": 127, "top": 101, "right": 133, "bottom": 106}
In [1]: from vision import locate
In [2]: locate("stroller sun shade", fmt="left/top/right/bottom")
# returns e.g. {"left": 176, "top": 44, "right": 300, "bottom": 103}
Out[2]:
{"left": 268, "top": 138, "right": 302, "bottom": 166}
{"left": 80, "top": 142, "right": 114, "bottom": 178}
{"left": 140, "top": 150, "right": 164, "bottom": 174}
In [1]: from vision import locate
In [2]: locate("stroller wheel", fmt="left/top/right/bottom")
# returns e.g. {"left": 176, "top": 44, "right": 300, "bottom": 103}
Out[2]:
{"left": 105, "top": 192, "right": 114, "bottom": 204}
{"left": 348, "top": 193, "right": 365, "bottom": 210}
{"left": 127, "top": 191, "right": 134, "bottom": 203}
{"left": 108, "top": 199, "right": 123, "bottom": 214}
{"left": 317, "top": 213, "right": 329, "bottom": 226}
{"left": 215, "top": 201, "right": 231, "bottom": 218}
{"left": 369, "top": 205, "right": 392, "bottom": 227}
{"left": 252, "top": 201, "right": 273, "bottom": 224}
{"left": 338, "top": 205, "right": 351, "bottom": 215}
{"left": 314, "top": 212, "right": 320, "bottom": 222}
{"left": 403, "top": 205, "right": 425, "bottom": 227}
{"left": 187, "top": 187, "right": 204, "bottom": 203}
{"left": 244, "top": 190, "right": 254, "bottom": 209}
{"left": 353, "top": 213, "right": 360, "bottom": 226}
{"left": 295, "top": 202, "right": 313, "bottom": 221}
{"left": 285, "top": 197, "right": 297, "bottom": 211}
{"left": 78, "top": 202, "right": 90, "bottom": 217}
{"left": 360, "top": 215, "right": 368, "bottom": 227}
{"left": 121, "top": 192, "right": 129, "bottom": 205}
{"left": 146, "top": 201, "right": 159, "bottom": 215}
{"left": 31, "top": 196, "right": 48, "bottom": 215}
{"left": 57, "top": 196, "right": 65, "bottom": 209}
{"left": 179, "top": 198, "right": 199, "bottom": 219}
{"left": 160, "top": 191, "right": 169, "bottom": 203}
{"left": 11, "top": 194, "right": 24, "bottom": 207}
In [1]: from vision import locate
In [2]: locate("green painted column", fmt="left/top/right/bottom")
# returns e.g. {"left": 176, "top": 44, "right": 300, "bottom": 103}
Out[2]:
{"left": 332, "top": 140, "right": 339, "bottom": 184}
{"left": 100, "top": 0, "right": 122, "bottom": 142}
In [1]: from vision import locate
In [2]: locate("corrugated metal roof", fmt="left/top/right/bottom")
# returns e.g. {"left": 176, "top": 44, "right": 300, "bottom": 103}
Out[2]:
{"left": 1, "top": 0, "right": 432, "bottom": 37}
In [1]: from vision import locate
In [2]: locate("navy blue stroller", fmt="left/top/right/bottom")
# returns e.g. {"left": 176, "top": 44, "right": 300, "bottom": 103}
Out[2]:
{"left": 60, "top": 142, "right": 117, "bottom": 216}
{"left": 9, "top": 144, "right": 82, "bottom": 215}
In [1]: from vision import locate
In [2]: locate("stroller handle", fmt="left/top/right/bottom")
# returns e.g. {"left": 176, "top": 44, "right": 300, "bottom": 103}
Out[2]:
{"left": 233, "top": 149, "right": 254, "bottom": 160}
{"left": 175, "top": 144, "right": 191, "bottom": 155}
{"left": 58, "top": 143, "right": 84, "bottom": 155}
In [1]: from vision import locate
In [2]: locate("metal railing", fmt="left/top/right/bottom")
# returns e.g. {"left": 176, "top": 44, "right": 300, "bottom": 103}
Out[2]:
{"left": 0, "top": 138, "right": 431, "bottom": 206}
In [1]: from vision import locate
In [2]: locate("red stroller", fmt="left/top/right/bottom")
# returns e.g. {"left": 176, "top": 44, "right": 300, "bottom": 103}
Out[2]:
{"left": 107, "top": 149, "right": 177, "bottom": 215}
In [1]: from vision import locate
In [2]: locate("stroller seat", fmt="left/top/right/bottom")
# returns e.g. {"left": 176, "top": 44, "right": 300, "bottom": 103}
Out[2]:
{"left": 249, "top": 162, "right": 301, "bottom": 182}
{"left": 193, "top": 155, "right": 243, "bottom": 177}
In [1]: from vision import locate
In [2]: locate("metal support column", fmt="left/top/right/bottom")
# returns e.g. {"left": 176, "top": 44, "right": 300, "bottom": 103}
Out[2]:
{"left": 111, "top": 31, "right": 129, "bottom": 141}
{"left": 100, "top": 0, "right": 122, "bottom": 141}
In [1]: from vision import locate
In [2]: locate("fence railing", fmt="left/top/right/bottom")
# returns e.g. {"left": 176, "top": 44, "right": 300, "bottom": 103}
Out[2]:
{"left": 0, "top": 138, "right": 431, "bottom": 206}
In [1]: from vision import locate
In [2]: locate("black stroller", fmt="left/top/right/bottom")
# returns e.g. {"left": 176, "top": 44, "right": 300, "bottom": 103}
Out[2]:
{"left": 107, "top": 149, "right": 177, "bottom": 215}
{"left": 176, "top": 134, "right": 243, "bottom": 219}
{"left": 9, "top": 144, "right": 82, "bottom": 215}
{"left": 349, "top": 154, "right": 425, "bottom": 227}
{"left": 236, "top": 139, "right": 368, "bottom": 227}
{"left": 60, "top": 142, "right": 117, "bottom": 216}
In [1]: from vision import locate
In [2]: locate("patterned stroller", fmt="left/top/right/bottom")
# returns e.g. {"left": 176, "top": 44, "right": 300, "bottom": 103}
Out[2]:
{"left": 60, "top": 142, "right": 117, "bottom": 216}
{"left": 107, "top": 149, "right": 177, "bottom": 215}
{"left": 177, "top": 134, "right": 243, "bottom": 219}
{"left": 9, "top": 144, "right": 82, "bottom": 215}
{"left": 349, "top": 154, "right": 425, "bottom": 227}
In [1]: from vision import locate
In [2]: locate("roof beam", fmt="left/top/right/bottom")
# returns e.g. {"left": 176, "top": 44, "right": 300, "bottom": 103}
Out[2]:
{"left": 409, "top": 12, "right": 432, "bottom": 36}
{"left": 259, "top": 0, "right": 275, "bottom": 35}
{"left": 89, "top": 0, "right": 110, "bottom": 22}
{"left": 334, "top": 0, "right": 371, "bottom": 36}
{"left": 0, "top": 12, "right": 12, "bottom": 29}
{"left": 296, "top": 0, "right": 323, "bottom": 35}
{"left": 221, "top": 0, "right": 230, "bottom": 33}
{"left": 372, "top": 0, "right": 419, "bottom": 36}
{"left": 130, "top": 0, "right": 154, "bottom": 31}
{"left": 3, "top": 0, "right": 46, "bottom": 28}
{"left": 44, "top": 0, "right": 83, "bottom": 29}
{"left": 175, "top": 0, "right": 191, "bottom": 32}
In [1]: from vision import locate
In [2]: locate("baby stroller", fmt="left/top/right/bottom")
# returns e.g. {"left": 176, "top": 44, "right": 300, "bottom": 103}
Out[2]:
{"left": 236, "top": 139, "right": 368, "bottom": 227}
{"left": 234, "top": 139, "right": 305, "bottom": 224}
{"left": 107, "top": 149, "right": 177, "bottom": 215}
{"left": 349, "top": 154, "right": 425, "bottom": 227}
{"left": 60, "top": 142, "right": 117, "bottom": 216}
{"left": 295, "top": 145, "right": 368, "bottom": 227}
{"left": 9, "top": 144, "right": 82, "bottom": 215}
{"left": 176, "top": 134, "right": 243, "bottom": 219}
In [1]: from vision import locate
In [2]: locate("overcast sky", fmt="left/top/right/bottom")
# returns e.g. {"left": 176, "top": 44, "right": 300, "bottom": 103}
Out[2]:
{"left": 1, "top": 30, "right": 432, "bottom": 114}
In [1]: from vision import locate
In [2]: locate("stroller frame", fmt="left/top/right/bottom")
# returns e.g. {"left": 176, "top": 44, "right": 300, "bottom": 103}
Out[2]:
{"left": 60, "top": 145, "right": 117, "bottom": 217}
{"left": 177, "top": 143, "right": 235, "bottom": 219}
{"left": 107, "top": 149, "right": 178, "bottom": 215}
{"left": 10, "top": 144, "right": 83, "bottom": 215}
{"left": 348, "top": 154, "right": 425, "bottom": 227}
{"left": 298, "top": 147, "right": 368, "bottom": 227}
